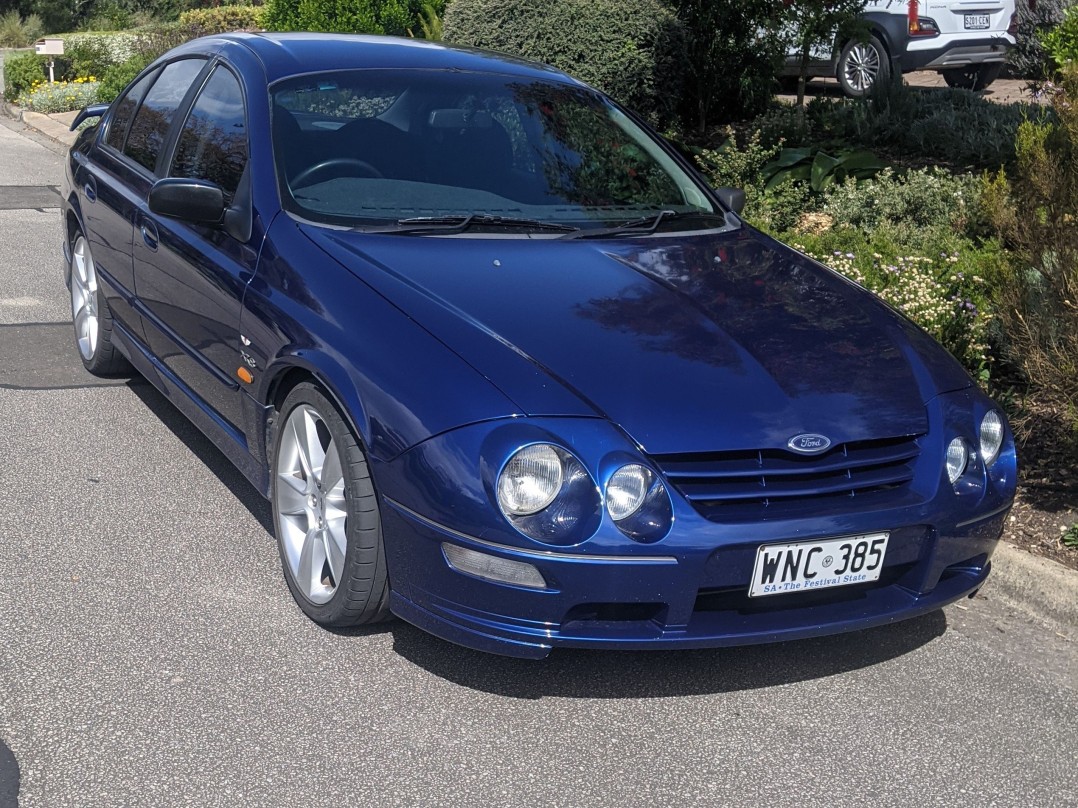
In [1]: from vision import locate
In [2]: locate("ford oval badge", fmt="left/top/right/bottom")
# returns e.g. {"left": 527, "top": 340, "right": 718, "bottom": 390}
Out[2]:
{"left": 787, "top": 433, "right": 832, "bottom": 455}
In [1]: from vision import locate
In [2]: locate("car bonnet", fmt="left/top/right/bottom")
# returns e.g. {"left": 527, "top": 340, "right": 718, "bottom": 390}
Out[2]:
{"left": 302, "top": 223, "right": 970, "bottom": 455}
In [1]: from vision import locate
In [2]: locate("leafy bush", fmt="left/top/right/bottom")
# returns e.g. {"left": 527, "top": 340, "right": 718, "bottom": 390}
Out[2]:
{"left": 749, "top": 84, "right": 1047, "bottom": 170}
{"left": 1044, "top": 5, "right": 1078, "bottom": 68}
{"left": 983, "top": 65, "right": 1078, "bottom": 416}
{"left": 16, "top": 77, "right": 100, "bottom": 113}
{"left": 0, "top": 10, "right": 43, "bottom": 47}
{"left": 96, "top": 54, "right": 152, "bottom": 102}
{"left": 263, "top": 0, "right": 441, "bottom": 37}
{"left": 128, "top": 20, "right": 202, "bottom": 62}
{"left": 1009, "top": 0, "right": 1072, "bottom": 79}
{"left": 444, "top": 0, "right": 687, "bottom": 126}
{"left": 824, "top": 168, "right": 987, "bottom": 240}
{"left": 762, "top": 147, "right": 884, "bottom": 192}
{"left": 59, "top": 32, "right": 139, "bottom": 67}
{"left": 178, "top": 4, "right": 265, "bottom": 33}
{"left": 3, "top": 52, "right": 49, "bottom": 102}
{"left": 661, "top": 0, "right": 785, "bottom": 132}
{"left": 60, "top": 36, "right": 115, "bottom": 81}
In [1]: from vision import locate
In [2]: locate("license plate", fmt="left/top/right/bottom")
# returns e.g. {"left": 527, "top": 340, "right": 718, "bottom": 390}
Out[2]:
{"left": 749, "top": 532, "right": 890, "bottom": 597}
{"left": 964, "top": 13, "right": 991, "bottom": 29}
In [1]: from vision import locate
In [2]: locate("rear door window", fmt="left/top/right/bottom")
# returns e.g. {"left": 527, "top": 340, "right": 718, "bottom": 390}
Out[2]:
{"left": 123, "top": 58, "right": 207, "bottom": 173}
{"left": 105, "top": 68, "right": 158, "bottom": 152}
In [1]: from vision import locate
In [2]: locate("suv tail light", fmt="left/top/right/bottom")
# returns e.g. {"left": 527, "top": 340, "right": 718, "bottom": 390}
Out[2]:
{"left": 908, "top": 1, "right": 940, "bottom": 36}
{"left": 1008, "top": 13, "right": 1018, "bottom": 36}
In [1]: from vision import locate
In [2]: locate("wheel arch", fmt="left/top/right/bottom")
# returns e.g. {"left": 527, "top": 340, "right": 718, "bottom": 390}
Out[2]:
{"left": 260, "top": 352, "right": 376, "bottom": 470}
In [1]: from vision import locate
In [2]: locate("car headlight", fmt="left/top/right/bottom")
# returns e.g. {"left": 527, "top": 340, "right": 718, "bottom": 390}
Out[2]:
{"left": 979, "top": 410, "right": 1004, "bottom": 468}
{"left": 945, "top": 437, "right": 968, "bottom": 485}
{"left": 606, "top": 464, "right": 652, "bottom": 520}
{"left": 497, "top": 444, "right": 563, "bottom": 516}
{"left": 496, "top": 443, "right": 600, "bottom": 544}
{"left": 606, "top": 463, "right": 673, "bottom": 542}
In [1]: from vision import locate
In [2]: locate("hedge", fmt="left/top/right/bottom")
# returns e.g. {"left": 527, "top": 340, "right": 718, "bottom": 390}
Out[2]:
{"left": 443, "top": 0, "right": 687, "bottom": 125}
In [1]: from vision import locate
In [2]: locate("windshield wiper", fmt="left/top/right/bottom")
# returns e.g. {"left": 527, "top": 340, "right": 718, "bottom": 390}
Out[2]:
{"left": 559, "top": 209, "right": 729, "bottom": 240}
{"left": 361, "top": 214, "right": 580, "bottom": 235}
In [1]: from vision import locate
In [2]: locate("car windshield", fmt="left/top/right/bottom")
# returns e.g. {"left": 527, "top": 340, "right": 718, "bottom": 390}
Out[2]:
{"left": 270, "top": 69, "right": 718, "bottom": 232}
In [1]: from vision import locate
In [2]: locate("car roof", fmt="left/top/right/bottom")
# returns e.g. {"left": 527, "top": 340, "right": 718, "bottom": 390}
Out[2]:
{"left": 184, "top": 32, "right": 584, "bottom": 88}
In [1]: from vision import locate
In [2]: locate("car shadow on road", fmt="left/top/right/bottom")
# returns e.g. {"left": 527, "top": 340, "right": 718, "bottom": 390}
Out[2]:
{"left": 124, "top": 378, "right": 274, "bottom": 535}
{"left": 389, "top": 610, "right": 948, "bottom": 699}
{"left": 0, "top": 737, "right": 19, "bottom": 808}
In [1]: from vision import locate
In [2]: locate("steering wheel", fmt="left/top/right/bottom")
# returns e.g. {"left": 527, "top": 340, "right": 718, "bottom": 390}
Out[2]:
{"left": 291, "top": 158, "right": 384, "bottom": 188}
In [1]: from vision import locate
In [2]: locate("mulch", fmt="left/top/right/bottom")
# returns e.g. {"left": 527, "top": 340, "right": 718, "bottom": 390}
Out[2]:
{"left": 1002, "top": 399, "right": 1078, "bottom": 571}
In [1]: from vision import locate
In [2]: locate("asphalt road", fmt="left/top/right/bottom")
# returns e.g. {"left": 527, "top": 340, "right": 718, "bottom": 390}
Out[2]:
{"left": 0, "top": 115, "right": 1075, "bottom": 808}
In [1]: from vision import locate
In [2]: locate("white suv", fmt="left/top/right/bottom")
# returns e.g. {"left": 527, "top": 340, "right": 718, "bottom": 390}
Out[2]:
{"left": 785, "top": 0, "right": 1018, "bottom": 97}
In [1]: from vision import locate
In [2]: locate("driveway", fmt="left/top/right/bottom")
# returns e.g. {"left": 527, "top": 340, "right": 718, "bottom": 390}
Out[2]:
{"left": 0, "top": 115, "right": 1074, "bottom": 808}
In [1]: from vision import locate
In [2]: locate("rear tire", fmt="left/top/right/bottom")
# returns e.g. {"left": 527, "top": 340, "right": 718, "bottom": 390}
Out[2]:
{"left": 837, "top": 35, "right": 890, "bottom": 98}
{"left": 941, "top": 62, "right": 1004, "bottom": 91}
{"left": 69, "top": 231, "right": 131, "bottom": 376}
{"left": 272, "top": 383, "right": 390, "bottom": 627}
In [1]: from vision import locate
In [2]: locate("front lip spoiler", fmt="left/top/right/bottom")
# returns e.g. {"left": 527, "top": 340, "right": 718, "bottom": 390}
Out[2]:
{"left": 384, "top": 498, "right": 679, "bottom": 564}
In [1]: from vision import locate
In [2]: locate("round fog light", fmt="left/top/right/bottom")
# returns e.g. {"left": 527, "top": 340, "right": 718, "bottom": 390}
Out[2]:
{"left": 945, "top": 437, "right": 968, "bottom": 485}
{"left": 979, "top": 410, "right": 1004, "bottom": 468}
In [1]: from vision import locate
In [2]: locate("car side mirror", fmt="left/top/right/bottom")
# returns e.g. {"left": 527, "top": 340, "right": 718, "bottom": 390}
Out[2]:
{"left": 148, "top": 178, "right": 226, "bottom": 226}
{"left": 716, "top": 186, "right": 746, "bottom": 215}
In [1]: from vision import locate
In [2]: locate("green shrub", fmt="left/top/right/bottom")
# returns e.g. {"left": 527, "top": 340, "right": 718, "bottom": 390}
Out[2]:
{"left": 694, "top": 129, "right": 814, "bottom": 232}
{"left": 824, "top": 168, "right": 988, "bottom": 241}
{"left": 0, "top": 11, "right": 43, "bottom": 47}
{"left": 984, "top": 65, "right": 1078, "bottom": 417}
{"left": 178, "top": 4, "right": 265, "bottom": 33}
{"left": 263, "top": 0, "right": 441, "bottom": 37}
{"left": 59, "top": 32, "right": 140, "bottom": 67}
{"left": 661, "top": 0, "right": 784, "bottom": 132}
{"left": 96, "top": 53, "right": 153, "bottom": 103}
{"left": 802, "top": 84, "right": 1045, "bottom": 170}
{"left": 3, "top": 52, "right": 49, "bottom": 103}
{"left": 1044, "top": 5, "right": 1078, "bottom": 68}
{"left": 16, "top": 77, "right": 100, "bottom": 113}
{"left": 1009, "top": 0, "right": 1071, "bottom": 80}
{"left": 444, "top": 0, "right": 686, "bottom": 126}
{"left": 743, "top": 104, "right": 817, "bottom": 150}
{"left": 61, "top": 37, "right": 114, "bottom": 80}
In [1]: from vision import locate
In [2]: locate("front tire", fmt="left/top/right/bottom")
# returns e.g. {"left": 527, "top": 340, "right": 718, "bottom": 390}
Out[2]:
{"left": 941, "top": 62, "right": 1004, "bottom": 91}
{"left": 837, "top": 35, "right": 890, "bottom": 98}
{"left": 272, "top": 383, "right": 390, "bottom": 627}
{"left": 69, "top": 232, "right": 130, "bottom": 376}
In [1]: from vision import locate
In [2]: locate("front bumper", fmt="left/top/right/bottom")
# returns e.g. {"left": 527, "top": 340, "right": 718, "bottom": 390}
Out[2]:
{"left": 383, "top": 498, "right": 1010, "bottom": 659}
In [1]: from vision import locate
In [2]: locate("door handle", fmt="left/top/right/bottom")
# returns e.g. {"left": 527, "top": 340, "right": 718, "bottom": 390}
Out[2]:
{"left": 140, "top": 220, "right": 159, "bottom": 251}
{"left": 83, "top": 178, "right": 97, "bottom": 203}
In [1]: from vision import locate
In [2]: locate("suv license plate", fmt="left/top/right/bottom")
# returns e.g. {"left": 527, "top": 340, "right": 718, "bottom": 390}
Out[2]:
{"left": 749, "top": 533, "right": 890, "bottom": 597}
{"left": 965, "top": 13, "right": 991, "bottom": 29}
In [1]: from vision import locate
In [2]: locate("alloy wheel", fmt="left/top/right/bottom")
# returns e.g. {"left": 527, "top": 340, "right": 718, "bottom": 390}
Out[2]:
{"left": 70, "top": 236, "right": 100, "bottom": 361}
{"left": 843, "top": 43, "right": 880, "bottom": 93}
{"left": 275, "top": 404, "right": 349, "bottom": 604}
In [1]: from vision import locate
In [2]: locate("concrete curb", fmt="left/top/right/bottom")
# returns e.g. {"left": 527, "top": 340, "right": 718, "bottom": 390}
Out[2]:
{"left": 982, "top": 541, "right": 1078, "bottom": 632}
{"left": 18, "top": 109, "right": 78, "bottom": 148}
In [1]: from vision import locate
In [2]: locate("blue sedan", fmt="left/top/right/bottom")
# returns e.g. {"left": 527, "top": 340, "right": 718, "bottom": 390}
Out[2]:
{"left": 61, "top": 33, "right": 1016, "bottom": 658}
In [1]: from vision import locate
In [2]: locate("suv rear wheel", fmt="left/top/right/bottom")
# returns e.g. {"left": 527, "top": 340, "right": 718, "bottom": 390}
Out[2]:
{"left": 941, "top": 62, "right": 1004, "bottom": 91}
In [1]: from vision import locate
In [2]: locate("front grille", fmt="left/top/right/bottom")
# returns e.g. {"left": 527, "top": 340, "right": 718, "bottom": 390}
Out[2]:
{"left": 653, "top": 435, "right": 923, "bottom": 522}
